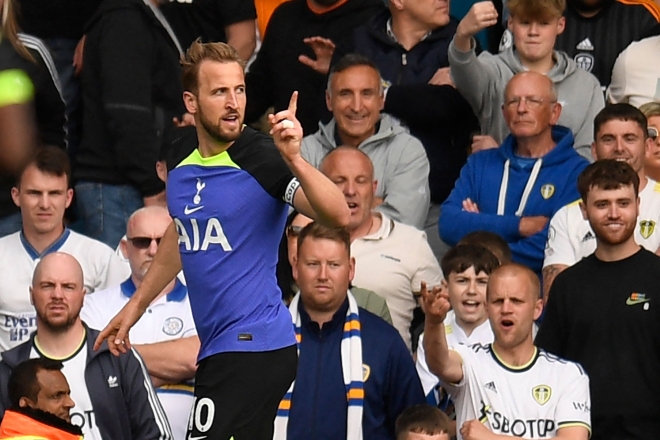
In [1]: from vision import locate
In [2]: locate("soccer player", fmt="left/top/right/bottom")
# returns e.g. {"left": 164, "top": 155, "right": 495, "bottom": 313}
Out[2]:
{"left": 94, "top": 41, "right": 350, "bottom": 440}
{"left": 423, "top": 263, "right": 591, "bottom": 440}
{"left": 543, "top": 104, "right": 660, "bottom": 300}
{"left": 537, "top": 159, "right": 660, "bottom": 439}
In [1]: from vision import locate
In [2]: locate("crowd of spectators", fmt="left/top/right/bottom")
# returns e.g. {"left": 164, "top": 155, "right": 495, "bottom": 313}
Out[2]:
{"left": 0, "top": 0, "right": 659, "bottom": 438}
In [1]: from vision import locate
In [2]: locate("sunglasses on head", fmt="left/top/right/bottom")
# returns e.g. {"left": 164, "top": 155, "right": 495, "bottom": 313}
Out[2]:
{"left": 286, "top": 225, "right": 303, "bottom": 237}
{"left": 649, "top": 127, "right": 658, "bottom": 140}
{"left": 127, "top": 237, "right": 162, "bottom": 249}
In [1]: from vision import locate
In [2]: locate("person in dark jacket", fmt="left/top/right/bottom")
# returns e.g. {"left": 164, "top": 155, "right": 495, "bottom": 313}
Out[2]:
{"left": 0, "top": 252, "right": 172, "bottom": 440}
{"left": 335, "top": 2, "right": 481, "bottom": 261}
{"left": 245, "top": 0, "right": 384, "bottom": 135}
{"left": 0, "top": 0, "right": 67, "bottom": 238}
{"left": 75, "top": 0, "right": 186, "bottom": 248}
{"left": 274, "top": 222, "right": 425, "bottom": 440}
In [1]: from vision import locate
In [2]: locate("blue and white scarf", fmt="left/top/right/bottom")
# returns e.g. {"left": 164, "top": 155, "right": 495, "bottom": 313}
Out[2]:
{"left": 273, "top": 291, "right": 364, "bottom": 440}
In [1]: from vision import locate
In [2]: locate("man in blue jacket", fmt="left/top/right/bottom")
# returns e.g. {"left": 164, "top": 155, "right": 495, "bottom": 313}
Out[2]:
{"left": 0, "top": 252, "right": 172, "bottom": 439}
{"left": 273, "top": 222, "right": 425, "bottom": 440}
{"left": 439, "top": 71, "right": 589, "bottom": 274}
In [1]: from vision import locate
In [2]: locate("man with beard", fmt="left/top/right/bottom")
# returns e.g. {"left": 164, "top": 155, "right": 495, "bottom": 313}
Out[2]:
{"left": 81, "top": 206, "right": 197, "bottom": 440}
{"left": 537, "top": 159, "right": 660, "bottom": 439}
{"left": 0, "top": 252, "right": 172, "bottom": 439}
{"left": 422, "top": 263, "right": 591, "bottom": 440}
{"left": 543, "top": 104, "right": 660, "bottom": 300}
{"left": 95, "top": 41, "right": 350, "bottom": 440}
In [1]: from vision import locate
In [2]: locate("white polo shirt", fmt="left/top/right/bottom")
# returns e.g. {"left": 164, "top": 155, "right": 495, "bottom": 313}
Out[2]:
{"left": 446, "top": 344, "right": 591, "bottom": 439}
{"left": 81, "top": 278, "right": 196, "bottom": 440}
{"left": 416, "top": 311, "right": 494, "bottom": 401}
{"left": 0, "top": 229, "right": 130, "bottom": 351}
{"left": 351, "top": 214, "right": 443, "bottom": 351}
{"left": 544, "top": 179, "right": 660, "bottom": 267}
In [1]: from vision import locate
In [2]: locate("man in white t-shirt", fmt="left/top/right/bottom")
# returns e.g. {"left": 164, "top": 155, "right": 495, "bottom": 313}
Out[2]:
{"left": 0, "top": 146, "right": 129, "bottom": 351}
{"left": 82, "top": 206, "right": 198, "bottom": 440}
{"left": 416, "top": 244, "right": 499, "bottom": 406}
{"left": 320, "top": 147, "right": 443, "bottom": 351}
{"left": 0, "top": 252, "right": 172, "bottom": 440}
{"left": 422, "top": 263, "right": 591, "bottom": 440}
{"left": 543, "top": 104, "right": 660, "bottom": 301}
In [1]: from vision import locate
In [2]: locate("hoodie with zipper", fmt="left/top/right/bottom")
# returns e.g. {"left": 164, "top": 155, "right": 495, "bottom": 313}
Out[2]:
{"left": 448, "top": 42, "right": 604, "bottom": 159}
{"left": 440, "top": 126, "right": 588, "bottom": 273}
{"left": 301, "top": 114, "right": 430, "bottom": 229}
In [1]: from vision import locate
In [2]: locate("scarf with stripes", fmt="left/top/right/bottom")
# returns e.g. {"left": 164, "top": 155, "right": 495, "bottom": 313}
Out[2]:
{"left": 273, "top": 291, "right": 364, "bottom": 440}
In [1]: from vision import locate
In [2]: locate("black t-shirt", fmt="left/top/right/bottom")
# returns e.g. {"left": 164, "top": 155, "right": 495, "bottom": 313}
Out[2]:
{"left": 16, "top": 0, "right": 103, "bottom": 40}
{"left": 555, "top": 0, "right": 659, "bottom": 88}
{"left": 537, "top": 248, "right": 660, "bottom": 439}
{"left": 160, "top": 0, "right": 257, "bottom": 51}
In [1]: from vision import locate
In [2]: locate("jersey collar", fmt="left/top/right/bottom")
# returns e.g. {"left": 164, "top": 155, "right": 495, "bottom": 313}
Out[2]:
{"left": 120, "top": 277, "right": 187, "bottom": 302}
{"left": 20, "top": 228, "right": 71, "bottom": 260}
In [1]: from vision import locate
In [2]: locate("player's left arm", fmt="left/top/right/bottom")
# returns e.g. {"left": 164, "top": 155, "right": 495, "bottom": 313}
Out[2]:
{"left": 133, "top": 335, "right": 200, "bottom": 383}
{"left": 270, "top": 92, "right": 350, "bottom": 228}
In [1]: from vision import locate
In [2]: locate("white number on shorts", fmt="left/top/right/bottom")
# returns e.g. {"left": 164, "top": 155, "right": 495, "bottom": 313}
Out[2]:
{"left": 187, "top": 397, "right": 216, "bottom": 433}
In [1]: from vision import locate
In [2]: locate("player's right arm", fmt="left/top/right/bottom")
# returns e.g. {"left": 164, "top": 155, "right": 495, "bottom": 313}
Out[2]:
{"left": 421, "top": 282, "right": 464, "bottom": 384}
{"left": 94, "top": 222, "right": 182, "bottom": 355}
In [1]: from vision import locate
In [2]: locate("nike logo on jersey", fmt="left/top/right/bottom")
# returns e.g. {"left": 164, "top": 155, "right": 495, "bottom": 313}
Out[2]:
{"left": 184, "top": 205, "right": 204, "bottom": 215}
{"left": 576, "top": 38, "right": 594, "bottom": 51}
{"left": 626, "top": 293, "right": 651, "bottom": 306}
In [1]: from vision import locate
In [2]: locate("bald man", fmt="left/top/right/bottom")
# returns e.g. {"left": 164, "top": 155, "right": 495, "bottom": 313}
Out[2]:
{"left": 0, "top": 252, "right": 172, "bottom": 440}
{"left": 320, "top": 147, "right": 443, "bottom": 352}
{"left": 82, "top": 207, "right": 197, "bottom": 440}
{"left": 422, "top": 263, "right": 591, "bottom": 440}
{"left": 439, "top": 73, "right": 589, "bottom": 274}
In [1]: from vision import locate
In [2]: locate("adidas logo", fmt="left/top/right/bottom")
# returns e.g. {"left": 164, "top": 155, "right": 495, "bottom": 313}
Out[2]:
{"left": 107, "top": 375, "right": 118, "bottom": 388}
{"left": 485, "top": 381, "right": 497, "bottom": 393}
{"left": 576, "top": 38, "right": 594, "bottom": 51}
{"left": 582, "top": 231, "right": 595, "bottom": 242}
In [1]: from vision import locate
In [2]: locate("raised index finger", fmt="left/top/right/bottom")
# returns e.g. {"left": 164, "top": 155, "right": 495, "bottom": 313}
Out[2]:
{"left": 288, "top": 91, "right": 298, "bottom": 115}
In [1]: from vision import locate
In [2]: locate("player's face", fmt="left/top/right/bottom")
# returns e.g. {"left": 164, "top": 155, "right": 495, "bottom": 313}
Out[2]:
{"left": 644, "top": 116, "right": 660, "bottom": 177}
{"left": 322, "top": 151, "right": 377, "bottom": 232}
{"left": 580, "top": 184, "right": 639, "bottom": 246}
{"left": 502, "top": 75, "right": 561, "bottom": 140}
{"left": 11, "top": 166, "right": 72, "bottom": 237}
{"left": 326, "top": 65, "right": 384, "bottom": 147}
{"left": 286, "top": 213, "right": 313, "bottom": 268}
{"left": 29, "top": 369, "right": 75, "bottom": 423}
{"left": 294, "top": 237, "right": 355, "bottom": 314}
{"left": 122, "top": 211, "right": 172, "bottom": 281}
{"left": 592, "top": 119, "right": 650, "bottom": 174}
{"left": 30, "top": 260, "right": 85, "bottom": 333}
{"left": 189, "top": 60, "right": 246, "bottom": 144}
{"left": 446, "top": 267, "right": 489, "bottom": 327}
{"left": 487, "top": 274, "right": 541, "bottom": 350}
{"left": 402, "top": 0, "right": 451, "bottom": 30}
{"left": 508, "top": 15, "right": 565, "bottom": 63}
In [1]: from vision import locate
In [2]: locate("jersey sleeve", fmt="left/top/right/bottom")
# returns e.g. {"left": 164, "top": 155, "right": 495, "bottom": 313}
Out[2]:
{"left": 415, "top": 333, "right": 442, "bottom": 401}
{"left": 555, "top": 363, "right": 592, "bottom": 434}
{"left": 544, "top": 205, "right": 578, "bottom": 268}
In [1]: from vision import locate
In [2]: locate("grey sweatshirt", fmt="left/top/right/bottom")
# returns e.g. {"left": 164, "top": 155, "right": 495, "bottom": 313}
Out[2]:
{"left": 301, "top": 113, "right": 431, "bottom": 229}
{"left": 448, "top": 39, "right": 604, "bottom": 159}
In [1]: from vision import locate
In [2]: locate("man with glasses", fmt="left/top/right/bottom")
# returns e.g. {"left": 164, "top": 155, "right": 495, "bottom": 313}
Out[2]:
{"left": 440, "top": 72, "right": 589, "bottom": 275}
{"left": 81, "top": 206, "right": 196, "bottom": 440}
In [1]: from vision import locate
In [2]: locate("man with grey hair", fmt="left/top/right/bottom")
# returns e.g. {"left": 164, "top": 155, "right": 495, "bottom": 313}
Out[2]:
{"left": 0, "top": 252, "right": 172, "bottom": 439}
{"left": 81, "top": 206, "right": 197, "bottom": 440}
{"left": 302, "top": 54, "right": 430, "bottom": 229}
{"left": 439, "top": 72, "right": 589, "bottom": 274}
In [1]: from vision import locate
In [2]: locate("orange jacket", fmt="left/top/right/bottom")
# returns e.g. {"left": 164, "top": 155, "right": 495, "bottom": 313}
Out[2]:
{"left": 0, "top": 409, "right": 83, "bottom": 440}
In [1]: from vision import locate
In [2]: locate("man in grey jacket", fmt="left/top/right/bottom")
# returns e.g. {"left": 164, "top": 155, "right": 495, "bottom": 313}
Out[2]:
{"left": 448, "top": 0, "right": 603, "bottom": 158}
{"left": 302, "top": 54, "right": 431, "bottom": 229}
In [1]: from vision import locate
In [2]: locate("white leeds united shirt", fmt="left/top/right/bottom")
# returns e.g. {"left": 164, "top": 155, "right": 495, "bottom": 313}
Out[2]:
{"left": 446, "top": 344, "right": 591, "bottom": 439}
{"left": 545, "top": 179, "right": 660, "bottom": 267}
{"left": 416, "top": 311, "right": 494, "bottom": 399}
{"left": 0, "top": 229, "right": 129, "bottom": 350}
{"left": 81, "top": 278, "right": 196, "bottom": 440}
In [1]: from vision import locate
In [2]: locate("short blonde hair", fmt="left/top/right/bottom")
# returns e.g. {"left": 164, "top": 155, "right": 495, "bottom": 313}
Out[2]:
{"left": 508, "top": 0, "right": 566, "bottom": 20}
{"left": 181, "top": 40, "right": 245, "bottom": 95}
{"left": 639, "top": 102, "right": 660, "bottom": 119}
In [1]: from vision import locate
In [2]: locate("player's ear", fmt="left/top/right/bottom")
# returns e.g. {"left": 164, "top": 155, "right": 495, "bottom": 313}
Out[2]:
{"left": 579, "top": 201, "right": 588, "bottom": 221}
{"left": 533, "top": 298, "right": 543, "bottom": 321}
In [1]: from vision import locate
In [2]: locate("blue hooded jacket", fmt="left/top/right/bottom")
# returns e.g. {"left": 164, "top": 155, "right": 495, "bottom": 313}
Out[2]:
{"left": 439, "top": 125, "right": 589, "bottom": 272}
